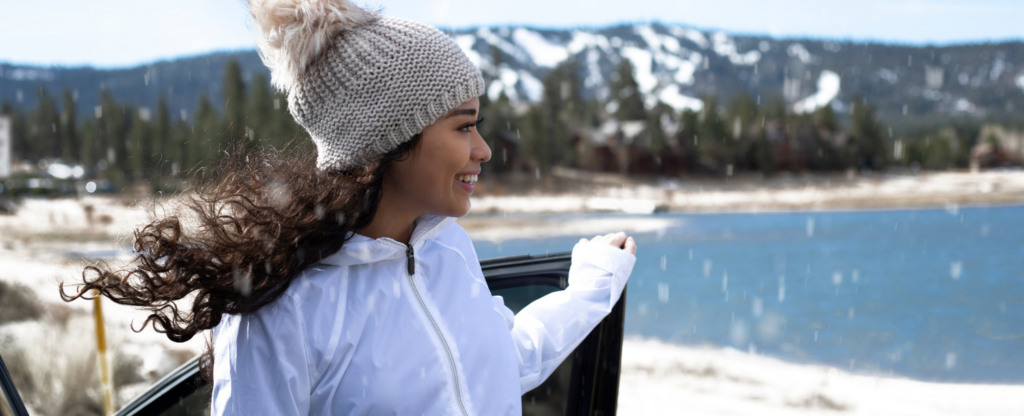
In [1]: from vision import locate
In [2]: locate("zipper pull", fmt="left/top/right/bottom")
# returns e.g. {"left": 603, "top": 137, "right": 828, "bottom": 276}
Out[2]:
{"left": 406, "top": 244, "right": 415, "bottom": 275}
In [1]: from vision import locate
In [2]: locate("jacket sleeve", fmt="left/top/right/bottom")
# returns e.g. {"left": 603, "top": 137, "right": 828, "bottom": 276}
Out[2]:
{"left": 211, "top": 293, "right": 311, "bottom": 416}
{"left": 506, "top": 240, "right": 635, "bottom": 394}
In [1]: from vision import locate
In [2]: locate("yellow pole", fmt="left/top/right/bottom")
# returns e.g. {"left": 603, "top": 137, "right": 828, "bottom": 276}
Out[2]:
{"left": 92, "top": 292, "right": 114, "bottom": 415}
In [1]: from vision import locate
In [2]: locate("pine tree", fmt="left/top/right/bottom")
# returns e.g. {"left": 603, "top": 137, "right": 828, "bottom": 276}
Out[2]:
{"left": 222, "top": 60, "right": 247, "bottom": 143}
{"left": 678, "top": 108, "right": 700, "bottom": 170}
{"left": 725, "top": 93, "right": 758, "bottom": 138}
{"left": 813, "top": 102, "right": 838, "bottom": 133}
{"left": 246, "top": 72, "right": 273, "bottom": 146}
{"left": 79, "top": 119, "right": 99, "bottom": 176}
{"left": 153, "top": 96, "right": 172, "bottom": 176}
{"left": 697, "top": 95, "right": 730, "bottom": 170}
{"left": 127, "top": 106, "right": 152, "bottom": 181}
{"left": 518, "top": 105, "right": 547, "bottom": 173}
{"left": 848, "top": 95, "right": 887, "bottom": 170}
{"left": 478, "top": 91, "right": 517, "bottom": 176}
{"left": 190, "top": 93, "right": 220, "bottom": 173}
{"left": 610, "top": 59, "right": 647, "bottom": 121}
{"left": 0, "top": 102, "right": 27, "bottom": 164}
{"left": 267, "top": 91, "right": 306, "bottom": 151}
{"left": 27, "top": 87, "right": 61, "bottom": 161}
{"left": 98, "top": 90, "right": 129, "bottom": 186}
{"left": 746, "top": 126, "right": 775, "bottom": 174}
{"left": 60, "top": 89, "right": 79, "bottom": 163}
{"left": 521, "top": 58, "right": 585, "bottom": 171}
{"left": 645, "top": 103, "right": 671, "bottom": 156}
{"left": 168, "top": 119, "right": 189, "bottom": 177}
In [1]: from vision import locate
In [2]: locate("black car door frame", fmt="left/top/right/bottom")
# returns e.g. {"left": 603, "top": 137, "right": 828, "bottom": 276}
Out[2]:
{"left": 0, "top": 352, "right": 31, "bottom": 416}
{"left": 109, "top": 252, "right": 627, "bottom": 416}
{"left": 480, "top": 253, "right": 627, "bottom": 415}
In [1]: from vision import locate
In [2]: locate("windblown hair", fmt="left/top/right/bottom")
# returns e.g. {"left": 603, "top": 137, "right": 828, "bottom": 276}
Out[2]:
{"left": 60, "top": 137, "right": 420, "bottom": 379}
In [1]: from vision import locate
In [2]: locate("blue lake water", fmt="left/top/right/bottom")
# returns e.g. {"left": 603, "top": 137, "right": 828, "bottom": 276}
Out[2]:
{"left": 472, "top": 205, "right": 1024, "bottom": 384}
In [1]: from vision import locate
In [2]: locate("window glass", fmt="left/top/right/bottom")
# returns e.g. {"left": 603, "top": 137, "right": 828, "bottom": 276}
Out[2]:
{"left": 156, "top": 384, "right": 211, "bottom": 416}
{"left": 0, "top": 392, "right": 15, "bottom": 416}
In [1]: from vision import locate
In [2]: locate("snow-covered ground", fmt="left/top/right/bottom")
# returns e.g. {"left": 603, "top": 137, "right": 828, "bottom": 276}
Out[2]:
{"left": 1, "top": 189, "right": 1022, "bottom": 413}
{"left": 619, "top": 338, "right": 1024, "bottom": 415}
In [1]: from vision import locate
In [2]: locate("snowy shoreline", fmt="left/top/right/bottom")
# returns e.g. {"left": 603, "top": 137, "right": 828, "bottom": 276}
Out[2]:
{"left": 619, "top": 337, "right": 1024, "bottom": 415}
{"left": 471, "top": 170, "right": 1024, "bottom": 214}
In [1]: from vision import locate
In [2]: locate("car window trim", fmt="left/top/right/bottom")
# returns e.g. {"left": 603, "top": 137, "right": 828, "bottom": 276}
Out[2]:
{"left": 0, "top": 353, "right": 30, "bottom": 416}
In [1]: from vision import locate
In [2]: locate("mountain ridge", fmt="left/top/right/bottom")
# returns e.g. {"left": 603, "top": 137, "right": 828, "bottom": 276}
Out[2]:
{"left": 2, "top": 22, "right": 1022, "bottom": 129}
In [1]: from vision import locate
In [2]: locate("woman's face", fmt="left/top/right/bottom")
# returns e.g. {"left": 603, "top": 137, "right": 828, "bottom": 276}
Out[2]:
{"left": 386, "top": 97, "right": 491, "bottom": 218}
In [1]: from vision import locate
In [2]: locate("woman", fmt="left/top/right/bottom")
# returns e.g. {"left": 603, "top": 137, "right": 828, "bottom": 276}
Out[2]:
{"left": 62, "top": 0, "right": 637, "bottom": 414}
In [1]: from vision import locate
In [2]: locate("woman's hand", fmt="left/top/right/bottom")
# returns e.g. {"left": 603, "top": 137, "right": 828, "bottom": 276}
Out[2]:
{"left": 580, "top": 231, "right": 637, "bottom": 255}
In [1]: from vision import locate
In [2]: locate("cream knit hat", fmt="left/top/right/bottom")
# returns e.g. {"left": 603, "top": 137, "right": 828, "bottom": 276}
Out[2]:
{"left": 248, "top": 0, "right": 485, "bottom": 171}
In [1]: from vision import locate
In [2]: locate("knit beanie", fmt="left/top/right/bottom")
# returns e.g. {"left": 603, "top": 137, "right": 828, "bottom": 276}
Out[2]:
{"left": 248, "top": 0, "right": 485, "bottom": 171}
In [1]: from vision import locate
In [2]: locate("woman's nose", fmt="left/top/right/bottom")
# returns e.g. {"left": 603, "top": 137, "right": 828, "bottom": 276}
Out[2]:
{"left": 472, "top": 130, "right": 492, "bottom": 163}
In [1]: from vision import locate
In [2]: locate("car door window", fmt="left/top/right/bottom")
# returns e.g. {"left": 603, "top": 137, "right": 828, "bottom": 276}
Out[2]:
{"left": 483, "top": 252, "right": 626, "bottom": 416}
{"left": 491, "top": 280, "right": 570, "bottom": 415}
{"left": 117, "top": 252, "right": 624, "bottom": 416}
{"left": 157, "top": 384, "right": 210, "bottom": 416}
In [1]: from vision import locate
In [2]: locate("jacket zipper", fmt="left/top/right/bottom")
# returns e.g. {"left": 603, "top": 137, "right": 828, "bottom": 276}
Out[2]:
{"left": 405, "top": 246, "right": 470, "bottom": 416}
{"left": 406, "top": 244, "right": 415, "bottom": 275}
{"left": 390, "top": 218, "right": 469, "bottom": 416}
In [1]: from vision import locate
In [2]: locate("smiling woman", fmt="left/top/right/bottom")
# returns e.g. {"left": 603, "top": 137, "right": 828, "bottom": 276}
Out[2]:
{"left": 58, "top": 0, "right": 637, "bottom": 415}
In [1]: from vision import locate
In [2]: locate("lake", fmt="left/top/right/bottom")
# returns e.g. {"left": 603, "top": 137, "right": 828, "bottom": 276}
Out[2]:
{"left": 472, "top": 205, "right": 1024, "bottom": 384}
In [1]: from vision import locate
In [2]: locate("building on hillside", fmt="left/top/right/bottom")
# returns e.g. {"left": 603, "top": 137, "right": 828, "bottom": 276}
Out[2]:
{"left": 574, "top": 118, "right": 694, "bottom": 176}
{"left": 575, "top": 119, "right": 651, "bottom": 174}
{"left": 973, "top": 124, "right": 1024, "bottom": 168}
{"left": 489, "top": 130, "right": 528, "bottom": 173}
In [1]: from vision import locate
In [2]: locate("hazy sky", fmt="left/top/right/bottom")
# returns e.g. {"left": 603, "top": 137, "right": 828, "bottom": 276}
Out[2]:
{"left": 4, "top": 0, "right": 1023, "bottom": 68}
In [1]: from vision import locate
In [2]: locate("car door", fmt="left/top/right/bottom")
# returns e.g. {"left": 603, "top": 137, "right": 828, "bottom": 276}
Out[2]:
{"left": 0, "top": 353, "right": 31, "bottom": 416}
{"left": 114, "top": 252, "right": 627, "bottom": 416}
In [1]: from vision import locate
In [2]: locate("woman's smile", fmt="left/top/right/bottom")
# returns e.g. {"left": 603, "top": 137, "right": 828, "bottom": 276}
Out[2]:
{"left": 454, "top": 171, "right": 479, "bottom": 193}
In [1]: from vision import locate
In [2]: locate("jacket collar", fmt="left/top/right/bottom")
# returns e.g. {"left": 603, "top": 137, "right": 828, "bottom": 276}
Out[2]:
{"left": 318, "top": 215, "right": 457, "bottom": 267}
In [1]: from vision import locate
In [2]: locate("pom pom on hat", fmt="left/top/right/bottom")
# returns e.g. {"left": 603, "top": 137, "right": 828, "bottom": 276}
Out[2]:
{"left": 248, "top": 0, "right": 377, "bottom": 92}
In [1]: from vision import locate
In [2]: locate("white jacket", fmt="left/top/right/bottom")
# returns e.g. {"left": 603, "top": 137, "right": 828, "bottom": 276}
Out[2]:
{"left": 211, "top": 215, "right": 635, "bottom": 415}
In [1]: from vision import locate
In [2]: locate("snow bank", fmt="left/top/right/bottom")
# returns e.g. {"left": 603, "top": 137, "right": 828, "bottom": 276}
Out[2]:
{"left": 471, "top": 171, "right": 1024, "bottom": 214}
{"left": 619, "top": 338, "right": 1024, "bottom": 415}
{"left": 657, "top": 84, "right": 703, "bottom": 112}
{"left": 794, "top": 70, "right": 841, "bottom": 114}
{"left": 460, "top": 216, "right": 680, "bottom": 243}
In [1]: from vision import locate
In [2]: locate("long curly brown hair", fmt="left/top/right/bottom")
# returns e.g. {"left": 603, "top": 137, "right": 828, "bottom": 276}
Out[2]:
{"left": 60, "top": 136, "right": 421, "bottom": 378}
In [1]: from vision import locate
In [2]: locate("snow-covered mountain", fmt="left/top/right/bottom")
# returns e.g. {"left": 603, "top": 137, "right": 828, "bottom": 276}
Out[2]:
{"left": 448, "top": 23, "right": 1024, "bottom": 122}
{"left": 2, "top": 23, "right": 1022, "bottom": 125}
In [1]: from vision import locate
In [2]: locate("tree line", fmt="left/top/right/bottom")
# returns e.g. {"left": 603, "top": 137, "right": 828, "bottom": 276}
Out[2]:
{"left": 0, "top": 61, "right": 303, "bottom": 192}
{"left": 0, "top": 58, "right": 985, "bottom": 193}
{"left": 480, "top": 56, "right": 983, "bottom": 179}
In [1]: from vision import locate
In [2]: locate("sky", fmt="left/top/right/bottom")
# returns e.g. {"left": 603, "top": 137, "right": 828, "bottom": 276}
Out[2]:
{"left": 3, "top": 0, "right": 1023, "bottom": 68}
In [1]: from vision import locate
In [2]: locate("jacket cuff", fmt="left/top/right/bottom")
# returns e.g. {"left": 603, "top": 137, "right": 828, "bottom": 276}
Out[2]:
{"left": 570, "top": 240, "right": 636, "bottom": 277}
{"left": 568, "top": 240, "right": 636, "bottom": 306}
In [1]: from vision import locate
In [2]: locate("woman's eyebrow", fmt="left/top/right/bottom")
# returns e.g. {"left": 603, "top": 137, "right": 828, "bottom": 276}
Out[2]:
{"left": 443, "top": 108, "right": 477, "bottom": 119}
